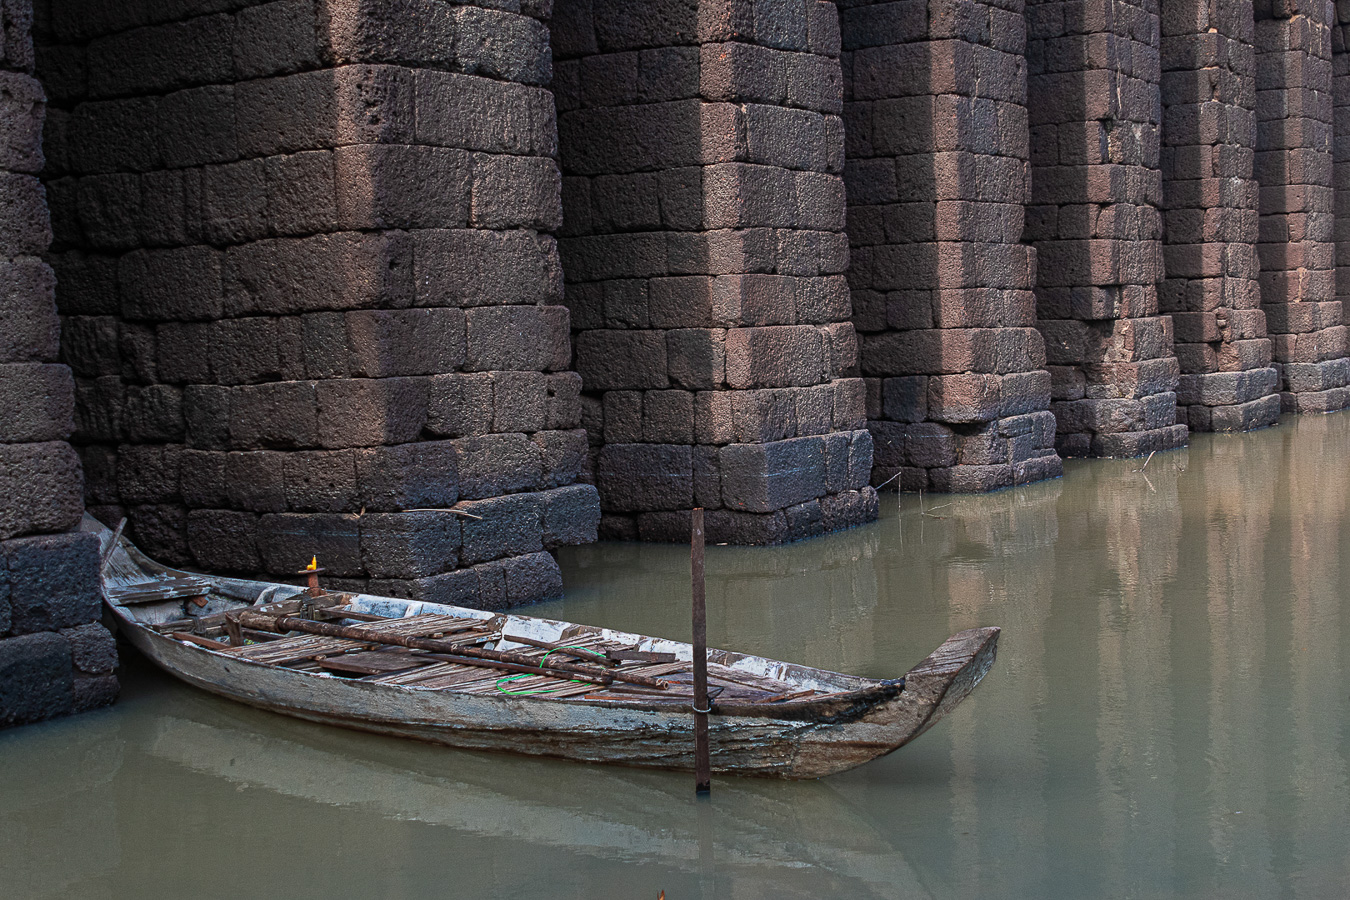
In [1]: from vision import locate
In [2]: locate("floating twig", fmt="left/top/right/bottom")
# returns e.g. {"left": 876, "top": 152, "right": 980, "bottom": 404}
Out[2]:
{"left": 403, "top": 507, "right": 484, "bottom": 520}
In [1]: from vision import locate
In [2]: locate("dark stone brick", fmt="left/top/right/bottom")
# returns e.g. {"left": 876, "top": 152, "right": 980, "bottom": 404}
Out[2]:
{"left": 457, "top": 492, "right": 543, "bottom": 564}
{"left": 720, "top": 436, "right": 826, "bottom": 513}
{"left": 360, "top": 511, "right": 460, "bottom": 578}
{"left": 316, "top": 377, "right": 428, "bottom": 449}
{"left": 258, "top": 512, "right": 363, "bottom": 577}
{"left": 452, "top": 433, "right": 543, "bottom": 499}
{"left": 59, "top": 623, "right": 117, "bottom": 675}
{"left": 72, "top": 673, "right": 119, "bottom": 713}
{"left": 0, "top": 363, "right": 74, "bottom": 443}
{"left": 128, "top": 504, "right": 190, "bottom": 566}
{"left": 284, "top": 450, "right": 359, "bottom": 512}
{"left": 0, "top": 259, "right": 59, "bottom": 364}
{"left": 354, "top": 441, "right": 460, "bottom": 510}
{"left": 3, "top": 531, "right": 100, "bottom": 635}
{"left": 534, "top": 429, "right": 588, "bottom": 488}
{"left": 0, "top": 442, "right": 85, "bottom": 540}
{"left": 0, "top": 632, "right": 74, "bottom": 728}
{"left": 501, "top": 550, "right": 563, "bottom": 604}
{"left": 187, "top": 509, "right": 261, "bottom": 572}
{"left": 597, "top": 443, "right": 693, "bottom": 512}
{"left": 540, "top": 483, "right": 601, "bottom": 548}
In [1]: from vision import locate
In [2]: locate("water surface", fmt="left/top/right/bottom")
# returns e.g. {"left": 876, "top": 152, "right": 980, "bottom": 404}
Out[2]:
{"left": 4, "top": 414, "right": 1350, "bottom": 899}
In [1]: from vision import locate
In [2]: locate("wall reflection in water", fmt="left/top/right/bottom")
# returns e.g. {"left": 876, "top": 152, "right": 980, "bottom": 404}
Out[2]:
{"left": 4, "top": 415, "right": 1350, "bottom": 898}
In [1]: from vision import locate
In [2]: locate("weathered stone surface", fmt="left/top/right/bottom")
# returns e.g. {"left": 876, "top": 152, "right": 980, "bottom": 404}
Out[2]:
{"left": 2, "top": 531, "right": 101, "bottom": 635}
{"left": 0, "top": 632, "right": 74, "bottom": 727}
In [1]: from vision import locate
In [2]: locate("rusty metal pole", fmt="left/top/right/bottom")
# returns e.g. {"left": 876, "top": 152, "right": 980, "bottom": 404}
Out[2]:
{"left": 691, "top": 508, "right": 711, "bottom": 795}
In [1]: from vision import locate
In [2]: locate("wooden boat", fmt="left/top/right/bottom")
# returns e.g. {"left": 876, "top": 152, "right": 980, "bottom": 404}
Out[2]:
{"left": 89, "top": 516, "right": 999, "bottom": 779}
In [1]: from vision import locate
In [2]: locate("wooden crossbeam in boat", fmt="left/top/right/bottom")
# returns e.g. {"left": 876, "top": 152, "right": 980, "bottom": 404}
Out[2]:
{"left": 109, "top": 576, "right": 211, "bottom": 607}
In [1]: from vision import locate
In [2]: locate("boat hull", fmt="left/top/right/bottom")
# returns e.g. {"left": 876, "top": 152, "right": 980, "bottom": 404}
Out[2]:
{"left": 121, "top": 619, "right": 998, "bottom": 779}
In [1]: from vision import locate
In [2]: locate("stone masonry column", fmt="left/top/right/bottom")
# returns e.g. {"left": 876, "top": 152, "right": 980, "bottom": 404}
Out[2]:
{"left": 38, "top": 0, "right": 600, "bottom": 608}
{"left": 553, "top": 0, "right": 877, "bottom": 544}
{"left": 1161, "top": 0, "right": 1280, "bottom": 432}
{"left": 1255, "top": 0, "right": 1350, "bottom": 412}
{"left": 1, "top": 0, "right": 116, "bottom": 728}
{"left": 1331, "top": 6, "right": 1350, "bottom": 342}
{"left": 840, "top": 0, "right": 1065, "bottom": 492}
{"left": 1025, "top": 0, "right": 1190, "bottom": 457}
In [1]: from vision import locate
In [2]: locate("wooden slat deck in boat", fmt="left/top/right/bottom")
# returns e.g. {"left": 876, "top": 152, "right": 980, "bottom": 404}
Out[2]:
{"left": 196, "top": 609, "right": 832, "bottom": 704}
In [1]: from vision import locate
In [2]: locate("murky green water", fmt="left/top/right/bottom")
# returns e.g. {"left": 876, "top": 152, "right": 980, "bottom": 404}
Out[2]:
{"left": 5, "top": 415, "right": 1350, "bottom": 899}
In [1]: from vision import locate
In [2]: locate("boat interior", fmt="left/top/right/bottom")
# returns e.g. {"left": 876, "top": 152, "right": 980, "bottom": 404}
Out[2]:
{"left": 95, "top": 521, "right": 875, "bottom": 709}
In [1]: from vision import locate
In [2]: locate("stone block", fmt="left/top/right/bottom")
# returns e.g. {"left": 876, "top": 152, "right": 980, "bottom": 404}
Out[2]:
{"left": 493, "top": 371, "right": 548, "bottom": 433}
{"left": 598, "top": 443, "right": 693, "bottom": 512}
{"left": 119, "top": 246, "right": 223, "bottom": 322}
{"left": 335, "top": 143, "right": 472, "bottom": 230}
{"left": 237, "top": 65, "right": 415, "bottom": 156}
{"left": 3, "top": 531, "right": 101, "bottom": 635}
{"left": 575, "top": 329, "right": 669, "bottom": 390}
{"left": 501, "top": 550, "right": 564, "bottom": 604}
{"left": 258, "top": 512, "right": 363, "bottom": 577}
{"left": 725, "top": 325, "right": 825, "bottom": 387}
{"left": 541, "top": 483, "right": 601, "bottom": 548}
{"left": 546, "top": 372, "right": 583, "bottom": 428}
{"left": 533, "top": 429, "right": 588, "bottom": 487}
{"left": 354, "top": 440, "right": 460, "bottom": 510}
{"left": 705, "top": 507, "right": 789, "bottom": 545}
{"left": 128, "top": 504, "right": 190, "bottom": 566}
{"left": 345, "top": 308, "right": 467, "bottom": 378}
{"left": 720, "top": 436, "right": 826, "bottom": 513}
{"left": 0, "top": 259, "right": 59, "bottom": 364}
{"left": 229, "top": 381, "right": 320, "bottom": 450}
{"left": 224, "top": 450, "right": 286, "bottom": 514}
{"left": 195, "top": 159, "right": 269, "bottom": 245}
{"left": 223, "top": 232, "right": 413, "bottom": 317}
{"left": 457, "top": 492, "right": 543, "bottom": 564}
{"left": 0, "top": 632, "right": 74, "bottom": 727}
{"left": 0, "top": 363, "right": 74, "bottom": 443}
{"left": 1187, "top": 394, "right": 1282, "bottom": 432}
{"left": 0, "top": 442, "right": 85, "bottom": 540}
{"left": 415, "top": 228, "right": 564, "bottom": 308}
{"left": 471, "top": 152, "right": 561, "bottom": 230}
{"left": 360, "top": 511, "right": 460, "bottom": 578}
{"left": 820, "top": 487, "right": 878, "bottom": 531}
{"left": 284, "top": 450, "right": 359, "bottom": 512}
{"left": 59, "top": 623, "right": 117, "bottom": 676}
{"left": 315, "top": 377, "right": 428, "bottom": 449}
{"left": 465, "top": 305, "right": 570, "bottom": 372}
{"left": 73, "top": 673, "right": 119, "bottom": 713}
{"left": 426, "top": 373, "right": 495, "bottom": 437}
{"left": 236, "top": 0, "right": 322, "bottom": 79}
{"left": 452, "top": 433, "right": 543, "bottom": 499}
{"left": 415, "top": 69, "right": 556, "bottom": 156}
{"left": 187, "top": 509, "right": 261, "bottom": 572}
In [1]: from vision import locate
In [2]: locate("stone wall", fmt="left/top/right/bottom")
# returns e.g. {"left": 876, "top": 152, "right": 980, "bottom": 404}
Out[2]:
{"left": 841, "top": 0, "right": 1064, "bottom": 492}
{"left": 1255, "top": 0, "right": 1350, "bottom": 412}
{"left": 1337, "top": 6, "right": 1350, "bottom": 313}
{"left": 1025, "top": 0, "right": 1190, "bottom": 457}
{"left": 552, "top": 0, "right": 877, "bottom": 543}
{"left": 1, "top": 0, "right": 116, "bottom": 729}
{"left": 36, "top": 0, "right": 600, "bottom": 606}
{"left": 1160, "top": 0, "right": 1280, "bottom": 432}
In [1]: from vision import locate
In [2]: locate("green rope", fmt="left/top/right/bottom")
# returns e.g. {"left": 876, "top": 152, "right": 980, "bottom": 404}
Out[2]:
{"left": 494, "top": 645, "right": 607, "bottom": 695}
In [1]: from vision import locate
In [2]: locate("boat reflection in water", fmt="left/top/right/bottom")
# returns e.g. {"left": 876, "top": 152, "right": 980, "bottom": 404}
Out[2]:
{"left": 147, "top": 684, "right": 930, "bottom": 899}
